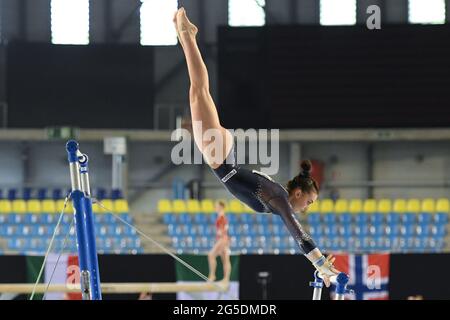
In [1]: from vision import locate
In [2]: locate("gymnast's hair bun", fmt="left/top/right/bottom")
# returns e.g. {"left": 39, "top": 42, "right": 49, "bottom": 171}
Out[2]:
{"left": 299, "top": 160, "right": 312, "bottom": 178}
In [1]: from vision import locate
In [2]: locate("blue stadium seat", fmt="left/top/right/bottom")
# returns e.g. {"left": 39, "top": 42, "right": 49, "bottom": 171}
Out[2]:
{"left": 42, "top": 214, "right": 57, "bottom": 224}
{"left": 386, "top": 225, "right": 401, "bottom": 236}
{"left": 323, "top": 213, "right": 337, "bottom": 226}
{"left": 307, "top": 213, "right": 321, "bottom": 226}
{"left": 416, "top": 225, "right": 430, "bottom": 237}
{"left": 37, "top": 188, "right": 47, "bottom": 200}
{"left": 376, "top": 237, "right": 389, "bottom": 251}
{"left": 237, "top": 223, "right": 250, "bottom": 235}
{"left": 338, "top": 213, "right": 352, "bottom": 224}
{"left": 187, "top": 227, "right": 198, "bottom": 237}
{"left": 323, "top": 225, "right": 339, "bottom": 237}
{"left": 195, "top": 224, "right": 206, "bottom": 235}
{"left": 227, "top": 214, "right": 238, "bottom": 224}
{"left": 178, "top": 213, "right": 191, "bottom": 224}
{"left": 167, "top": 223, "right": 177, "bottom": 237}
{"left": 96, "top": 188, "right": 107, "bottom": 200}
{"left": 402, "top": 213, "right": 416, "bottom": 225}
{"left": 7, "top": 189, "right": 17, "bottom": 201}
{"left": 329, "top": 238, "right": 342, "bottom": 251}
{"left": 400, "top": 225, "right": 417, "bottom": 237}
{"left": 371, "top": 213, "right": 384, "bottom": 224}
{"left": 239, "top": 214, "right": 252, "bottom": 224}
{"left": 309, "top": 225, "right": 323, "bottom": 237}
{"left": 256, "top": 214, "right": 269, "bottom": 224}
{"left": 418, "top": 213, "right": 432, "bottom": 225}
{"left": 354, "top": 225, "right": 369, "bottom": 236}
{"left": 6, "top": 226, "right": 17, "bottom": 236}
{"left": 208, "top": 213, "right": 218, "bottom": 223}
{"left": 270, "top": 224, "right": 281, "bottom": 235}
{"left": 162, "top": 213, "right": 176, "bottom": 224}
{"left": 0, "top": 225, "right": 8, "bottom": 236}
{"left": 23, "top": 188, "right": 32, "bottom": 200}
{"left": 0, "top": 215, "right": 7, "bottom": 224}
{"left": 434, "top": 213, "right": 448, "bottom": 225}
{"left": 111, "top": 189, "right": 123, "bottom": 200}
{"left": 355, "top": 213, "right": 369, "bottom": 225}
{"left": 52, "top": 189, "right": 63, "bottom": 200}
{"left": 204, "top": 225, "right": 214, "bottom": 236}
{"left": 338, "top": 225, "right": 353, "bottom": 237}
{"left": 386, "top": 213, "right": 401, "bottom": 225}
{"left": 429, "top": 239, "right": 445, "bottom": 252}
{"left": 193, "top": 213, "right": 207, "bottom": 224}
{"left": 431, "top": 225, "right": 446, "bottom": 237}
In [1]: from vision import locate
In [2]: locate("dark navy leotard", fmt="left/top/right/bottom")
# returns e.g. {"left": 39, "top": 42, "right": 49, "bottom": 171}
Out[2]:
{"left": 212, "top": 143, "right": 317, "bottom": 254}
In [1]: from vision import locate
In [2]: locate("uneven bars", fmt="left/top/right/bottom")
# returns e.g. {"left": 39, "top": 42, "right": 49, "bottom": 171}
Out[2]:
{"left": 0, "top": 282, "right": 229, "bottom": 294}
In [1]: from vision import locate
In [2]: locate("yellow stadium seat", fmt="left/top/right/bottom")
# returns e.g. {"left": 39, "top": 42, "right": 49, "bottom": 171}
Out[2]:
{"left": 186, "top": 199, "right": 201, "bottom": 214}
{"left": 98, "top": 199, "right": 113, "bottom": 214}
{"left": 307, "top": 200, "right": 320, "bottom": 213}
{"left": 242, "top": 202, "right": 255, "bottom": 213}
{"left": 172, "top": 200, "right": 187, "bottom": 214}
{"left": 200, "top": 199, "right": 215, "bottom": 214}
{"left": 406, "top": 199, "right": 420, "bottom": 213}
{"left": 92, "top": 202, "right": 101, "bottom": 214}
{"left": 319, "top": 199, "right": 334, "bottom": 213}
{"left": 363, "top": 199, "right": 377, "bottom": 213}
{"left": 334, "top": 199, "right": 348, "bottom": 214}
{"left": 228, "top": 199, "right": 244, "bottom": 214}
{"left": 42, "top": 199, "right": 56, "bottom": 213}
{"left": 349, "top": 199, "right": 363, "bottom": 213}
{"left": 157, "top": 199, "right": 172, "bottom": 214}
{"left": 377, "top": 199, "right": 392, "bottom": 213}
{"left": 436, "top": 198, "right": 449, "bottom": 213}
{"left": 393, "top": 199, "right": 407, "bottom": 213}
{"left": 421, "top": 198, "right": 435, "bottom": 213}
{"left": 114, "top": 199, "right": 129, "bottom": 213}
{"left": 12, "top": 200, "right": 27, "bottom": 214}
{"left": 56, "top": 199, "right": 74, "bottom": 214}
{"left": 27, "top": 200, "right": 42, "bottom": 214}
{"left": 0, "top": 200, "right": 12, "bottom": 214}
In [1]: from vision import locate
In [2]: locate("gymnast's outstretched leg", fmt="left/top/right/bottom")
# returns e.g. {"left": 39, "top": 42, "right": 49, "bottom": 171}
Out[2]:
{"left": 174, "top": 8, "right": 233, "bottom": 168}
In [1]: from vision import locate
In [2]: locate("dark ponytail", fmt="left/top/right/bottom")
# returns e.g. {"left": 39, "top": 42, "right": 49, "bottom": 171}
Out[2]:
{"left": 287, "top": 160, "right": 319, "bottom": 194}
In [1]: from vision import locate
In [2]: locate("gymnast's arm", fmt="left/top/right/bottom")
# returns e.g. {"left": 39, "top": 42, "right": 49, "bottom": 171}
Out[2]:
{"left": 268, "top": 196, "right": 340, "bottom": 286}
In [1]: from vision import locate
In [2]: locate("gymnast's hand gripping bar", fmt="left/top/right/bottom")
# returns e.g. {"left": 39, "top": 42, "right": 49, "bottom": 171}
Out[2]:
{"left": 66, "top": 140, "right": 102, "bottom": 300}
{"left": 309, "top": 271, "right": 353, "bottom": 300}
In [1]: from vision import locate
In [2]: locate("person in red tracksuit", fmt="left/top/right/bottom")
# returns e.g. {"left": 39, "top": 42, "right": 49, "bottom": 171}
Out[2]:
{"left": 207, "top": 200, "right": 231, "bottom": 282}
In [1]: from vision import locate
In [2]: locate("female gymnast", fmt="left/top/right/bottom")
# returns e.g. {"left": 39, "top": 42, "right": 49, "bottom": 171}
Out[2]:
{"left": 173, "top": 7, "right": 340, "bottom": 287}
{"left": 207, "top": 200, "right": 231, "bottom": 282}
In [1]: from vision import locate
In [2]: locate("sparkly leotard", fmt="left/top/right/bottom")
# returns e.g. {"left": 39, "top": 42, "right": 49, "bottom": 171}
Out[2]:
{"left": 212, "top": 143, "right": 316, "bottom": 254}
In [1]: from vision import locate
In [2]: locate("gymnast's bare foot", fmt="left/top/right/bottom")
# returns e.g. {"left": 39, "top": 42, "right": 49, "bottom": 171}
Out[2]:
{"left": 173, "top": 7, "right": 198, "bottom": 47}
{"left": 207, "top": 275, "right": 216, "bottom": 282}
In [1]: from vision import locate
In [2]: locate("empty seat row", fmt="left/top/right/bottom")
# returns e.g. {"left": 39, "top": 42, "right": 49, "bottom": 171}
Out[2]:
{"left": 0, "top": 213, "right": 132, "bottom": 225}
{"left": 0, "top": 223, "right": 137, "bottom": 237}
{"left": 6, "top": 236, "right": 141, "bottom": 251}
{"left": 307, "top": 212, "right": 448, "bottom": 226}
{"left": 158, "top": 198, "right": 450, "bottom": 215}
{"left": 158, "top": 199, "right": 254, "bottom": 214}
{"left": 171, "top": 234, "right": 446, "bottom": 254}
{"left": 0, "top": 199, "right": 130, "bottom": 214}
{"left": 309, "top": 224, "right": 447, "bottom": 237}
{"left": 162, "top": 212, "right": 282, "bottom": 225}
{"left": 309, "top": 198, "right": 450, "bottom": 214}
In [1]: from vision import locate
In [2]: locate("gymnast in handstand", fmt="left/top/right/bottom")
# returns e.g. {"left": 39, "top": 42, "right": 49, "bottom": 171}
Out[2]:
{"left": 174, "top": 8, "right": 340, "bottom": 286}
